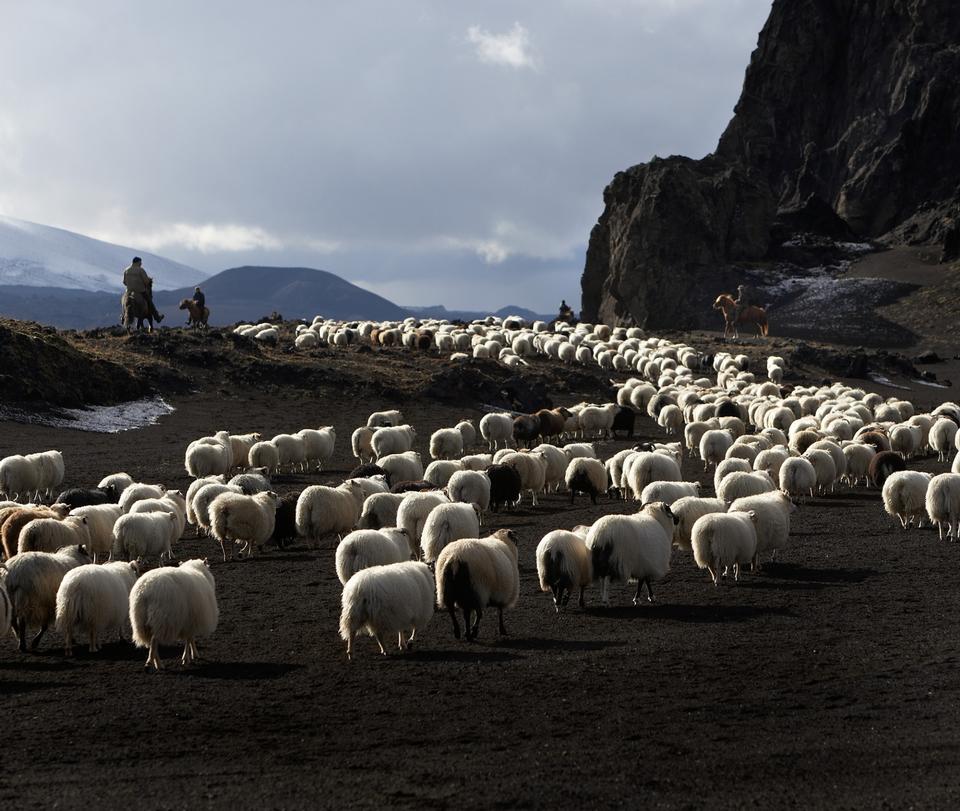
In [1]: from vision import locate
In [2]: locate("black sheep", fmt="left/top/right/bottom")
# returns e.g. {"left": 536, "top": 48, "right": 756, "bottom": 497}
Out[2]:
{"left": 55, "top": 487, "right": 114, "bottom": 509}
{"left": 487, "top": 464, "right": 522, "bottom": 512}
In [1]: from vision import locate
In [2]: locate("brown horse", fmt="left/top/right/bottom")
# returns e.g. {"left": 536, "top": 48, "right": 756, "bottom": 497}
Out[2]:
{"left": 179, "top": 299, "right": 210, "bottom": 328}
{"left": 121, "top": 290, "right": 154, "bottom": 332}
{"left": 713, "top": 293, "right": 769, "bottom": 339}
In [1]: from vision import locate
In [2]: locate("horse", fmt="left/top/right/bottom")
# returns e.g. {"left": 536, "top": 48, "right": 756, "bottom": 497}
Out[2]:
{"left": 179, "top": 299, "right": 210, "bottom": 328}
{"left": 712, "top": 293, "right": 769, "bottom": 339}
{"left": 121, "top": 290, "right": 154, "bottom": 332}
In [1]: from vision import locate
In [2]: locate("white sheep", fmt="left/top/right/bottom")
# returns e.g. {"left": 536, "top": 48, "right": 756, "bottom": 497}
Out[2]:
{"left": 229, "top": 433, "right": 261, "bottom": 470}
{"left": 26, "top": 450, "right": 65, "bottom": 501}
{"left": 112, "top": 512, "right": 178, "bottom": 564}
{"left": 272, "top": 433, "right": 308, "bottom": 472}
{"left": 185, "top": 475, "right": 225, "bottom": 525}
{"left": 456, "top": 420, "right": 477, "bottom": 449}
{"left": 335, "top": 528, "right": 413, "bottom": 584}
{"left": 627, "top": 452, "right": 681, "bottom": 501}
{"left": 640, "top": 480, "right": 699, "bottom": 506}
{"left": 421, "top": 503, "right": 481, "bottom": 564}
{"left": 351, "top": 427, "right": 377, "bottom": 464}
{"left": 479, "top": 413, "right": 514, "bottom": 451}
{"left": 424, "top": 460, "right": 463, "bottom": 488}
{"left": 349, "top": 475, "right": 391, "bottom": 500}
{"left": 930, "top": 419, "right": 958, "bottom": 463}
{"left": 565, "top": 457, "right": 607, "bottom": 504}
{"left": 191, "top": 483, "right": 243, "bottom": 534}
{"left": 842, "top": 442, "right": 876, "bottom": 486}
{"left": 129, "top": 491, "right": 188, "bottom": 540}
{"left": 460, "top": 454, "right": 493, "bottom": 471}
{"left": 657, "top": 404, "right": 684, "bottom": 436}
{"left": 691, "top": 511, "right": 759, "bottom": 585}
{"left": 435, "top": 529, "right": 519, "bottom": 640}
{"left": 209, "top": 490, "right": 280, "bottom": 559}
{"left": 97, "top": 472, "right": 134, "bottom": 499}
{"left": 532, "top": 444, "right": 569, "bottom": 492}
{"left": 562, "top": 443, "right": 598, "bottom": 462}
{"left": 358, "top": 492, "right": 406, "bottom": 530}
{"left": 228, "top": 471, "right": 271, "bottom": 495}
{"left": 925, "top": 473, "right": 960, "bottom": 540}
{"left": 185, "top": 438, "right": 232, "bottom": 478}
{"left": 372, "top": 425, "right": 417, "bottom": 459}
{"left": 753, "top": 447, "right": 790, "bottom": 482}
{"left": 446, "top": 470, "right": 491, "bottom": 516}
{"left": 55, "top": 561, "right": 139, "bottom": 654}
{"left": 429, "top": 428, "right": 464, "bottom": 461}
{"left": 803, "top": 448, "right": 837, "bottom": 494}
{"left": 118, "top": 483, "right": 166, "bottom": 514}
{"left": 502, "top": 451, "right": 547, "bottom": 506}
{"left": 670, "top": 496, "right": 726, "bottom": 552}
{"left": 367, "top": 409, "right": 404, "bottom": 428}
{"left": 69, "top": 504, "right": 122, "bottom": 563}
{"left": 248, "top": 441, "right": 281, "bottom": 474}
{"left": 0, "top": 455, "right": 40, "bottom": 502}
{"left": 779, "top": 456, "right": 818, "bottom": 503}
{"left": 378, "top": 451, "right": 425, "bottom": 484}
{"left": 295, "top": 480, "right": 366, "bottom": 546}
{"left": 729, "top": 491, "right": 794, "bottom": 564}
{"left": 535, "top": 530, "right": 592, "bottom": 611}
{"left": 298, "top": 427, "right": 336, "bottom": 471}
{"left": 5, "top": 545, "right": 91, "bottom": 651}
{"left": 882, "top": 471, "right": 932, "bottom": 529}
{"left": 699, "top": 429, "right": 735, "bottom": 469}
{"left": 716, "top": 470, "right": 776, "bottom": 505}
{"left": 129, "top": 559, "right": 218, "bottom": 670}
{"left": 18, "top": 514, "right": 90, "bottom": 554}
{"left": 396, "top": 491, "right": 451, "bottom": 547}
{"left": 585, "top": 502, "right": 675, "bottom": 605}
{"left": 339, "top": 561, "right": 434, "bottom": 658}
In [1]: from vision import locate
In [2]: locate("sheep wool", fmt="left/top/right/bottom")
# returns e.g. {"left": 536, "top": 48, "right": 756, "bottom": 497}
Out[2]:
{"left": 420, "top": 502, "right": 481, "bottom": 564}
{"left": 691, "top": 511, "right": 759, "bottom": 585}
{"left": 535, "top": 530, "right": 592, "bottom": 611}
{"left": 335, "top": 528, "right": 412, "bottom": 585}
{"left": 55, "top": 561, "right": 139, "bottom": 655}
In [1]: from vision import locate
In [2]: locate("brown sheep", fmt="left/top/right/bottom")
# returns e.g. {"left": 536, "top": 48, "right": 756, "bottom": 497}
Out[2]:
{"left": 416, "top": 330, "right": 434, "bottom": 351}
{"left": 535, "top": 409, "right": 569, "bottom": 443}
{"left": 1, "top": 504, "right": 70, "bottom": 559}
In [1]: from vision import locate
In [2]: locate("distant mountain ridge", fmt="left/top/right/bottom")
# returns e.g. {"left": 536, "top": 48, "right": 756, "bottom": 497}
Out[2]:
{"left": 0, "top": 214, "right": 206, "bottom": 292}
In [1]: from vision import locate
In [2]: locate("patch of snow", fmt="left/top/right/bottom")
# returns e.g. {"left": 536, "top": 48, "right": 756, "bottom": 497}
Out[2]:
{"left": 0, "top": 396, "right": 174, "bottom": 433}
{"left": 912, "top": 378, "right": 951, "bottom": 389}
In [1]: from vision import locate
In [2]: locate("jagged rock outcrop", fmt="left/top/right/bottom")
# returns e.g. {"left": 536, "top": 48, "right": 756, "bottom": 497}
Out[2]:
{"left": 582, "top": 0, "right": 960, "bottom": 327}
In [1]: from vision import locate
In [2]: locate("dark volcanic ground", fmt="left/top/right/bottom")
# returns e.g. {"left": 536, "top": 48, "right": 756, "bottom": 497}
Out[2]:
{"left": 1, "top": 354, "right": 960, "bottom": 809}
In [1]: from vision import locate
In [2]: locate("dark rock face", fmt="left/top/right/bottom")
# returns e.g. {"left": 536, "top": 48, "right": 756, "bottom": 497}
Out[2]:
{"left": 582, "top": 0, "right": 960, "bottom": 327}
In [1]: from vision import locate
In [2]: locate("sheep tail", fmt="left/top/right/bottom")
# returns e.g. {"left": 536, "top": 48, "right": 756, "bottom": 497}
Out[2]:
{"left": 339, "top": 592, "right": 367, "bottom": 641}
{"left": 439, "top": 558, "right": 471, "bottom": 610}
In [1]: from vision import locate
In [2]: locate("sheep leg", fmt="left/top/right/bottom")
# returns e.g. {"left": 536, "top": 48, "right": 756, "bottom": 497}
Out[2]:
{"left": 733, "top": 563, "right": 741, "bottom": 582}
{"left": 346, "top": 635, "right": 354, "bottom": 660}
{"left": 448, "top": 607, "right": 462, "bottom": 640}
{"left": 632, "top": 581, "right": 644, "bottom": 605}
{"left": 63, "top": 627, "right": 73, "bottom": 657}
{"left": 181, "top": 639, "right": 194, "bottom": 666}
{"left": 578, "top": 587, "right": 585, "bottom": 609}
{"left": 30, "top": 623, "right": 48, "bottom": 651}
{"left": 469, "top": 608, "right": 483, "bottom": 640}
{"left": 374, "top": 634, "right": 388, "bottom": 656}
{"left": 497, "top": 608, "right": 508, "bottom": 636}
{"left": 708, "top": 565, "right": 719, "bottom": 586}
{"left": 551, "top": 585, "right": 561, "bottom": 612}
{"left": 645, "top": 580, "right": 655, "bottom": 603}
{"left": 15, "top": 618, "right": 27, "bottom": 652}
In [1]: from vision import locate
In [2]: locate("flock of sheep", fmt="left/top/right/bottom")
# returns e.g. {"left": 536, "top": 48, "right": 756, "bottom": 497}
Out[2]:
{"left": 1, "top": 315, "right": 959, "bottom": 667}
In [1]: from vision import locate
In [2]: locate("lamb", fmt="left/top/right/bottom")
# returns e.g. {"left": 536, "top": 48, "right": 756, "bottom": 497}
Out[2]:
{"left": 565, "top": 457, "right": 607, "bottom": 505}
{"left": 868, "top": 450, "right": 906, "bottom": 488}
{"left": 691, "top": 511, "right": 759, "bottom": 585}
{"left": 97, "top": 472, "right": 134, "bottom": 500}
{"left": 191, "top": 483, "right": 244, "bottom": 534}
{"left": 295, "top": 480, "right": 366, "bottom": 546}
{"left": 585, "top": 502, "right": 675, "bottom": 605}
{"left": 272, "top": 433, "right": 308, "bottom": 472}
{"left": 779, "top": 456, "right": 818, "bottom": 503}
{"left": 185, "top": 438, "right": 232, "bottom": 478}
{"left": 209, "top": 490, "right": 281, "bottom": 559}
{"left": 456, "top": 420, "right": 477, "bottom": 449}
{"left": 358, "top": 492, "right": 407, "bottom": 530}
{"left": 480, "top": 413, "right": 515, "bottom": 451}
{"left": 112, "top": 512, "right": 178, "bottom": 564}
{"left": 435, "top": 529, "right": 520, "bottom": 640}
{"left": 228, "top": 471, "right": 272, "bottom": 495}
{"left": 248, "top": 441, "right": 281, "bottom": 474}
{"left": 339, "top": 561, "right": 434, "bottom": 659}
{"left": 351, "top": 427, "right": 376, "bottom": 464}
{"left": 562, "top": 443, "right": 598, "bottom": 462}
{"left": 367, "top": 409, "right": 404, "bottom": 428}
{"left": 70, "top": 504, "right": 122, "bottom": 562}
{"left": 118, "top": 483, "right": 166, "bottom": 514}
{"left": 129, "top": 559, "right": 218, "bottom": 670}
{"left": 728, "top": 491, "right": 794, "bottom": 565}
{"left": 0, "top": 455, "right": 40, "bottom": 502}
{"left": 446, "top": 470, "right": 492, "bottom": 515}
{"left": 421, "top": 502, "right": 482, "bottom": 564}
{"left": 429, "top": 428, "right": 464, "bottom": 461}
{"left": 536, "top": 530, "right": 592, "bottom": 611}
{"left": 502, "top": 451, "right": 548, "bottom": 506}
{"left": 335, "top": 528, "right": 413, "bottom": 584}
{"left": 424, "top": 460, "right": 463, "bottom": 488}
{"left": 716, "top": 470, "right": 776, "bottom": 505}
{"left": 670, "top": 496, "right": 727, "bottom": 552}
{"left": 639, "top": 480, "right": 700, "bottom": 507}
{"left": 396, "top": 491, "right": 451, "bottom": 548}
{"left": 925, "top": 473, "right": 960, "bottom": 540}
{"left": 699, "top": 429, "right": 735, "bottom": 469}
{"left": 882, "top": 471, "right": 933, "bottom": 529}
{"left": 55, "top": 561, "right": 139, "bottom": 654}
{"left": 298, "top": 427, "right": 336, "bottom": 471}
{"left": 372, "top": 425, "right": 417, "bottom": 459}
{"left": 4, "top": 545, "right": 91, "bottom": 651}
{"left": 18, "top": 514, "right": 91, "bottom": 554}
{"left": 1, "top": 504, "right": 71, "bottom": 559}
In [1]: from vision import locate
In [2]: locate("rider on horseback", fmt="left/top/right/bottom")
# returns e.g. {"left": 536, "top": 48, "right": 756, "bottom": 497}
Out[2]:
{"left": 122, "top": 257, "right": 164, "bottom": 324}
{"left": 732, "top": 283, "right": 753, "bottom": 324}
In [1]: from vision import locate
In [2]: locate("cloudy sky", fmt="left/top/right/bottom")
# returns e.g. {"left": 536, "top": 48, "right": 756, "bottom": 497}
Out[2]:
{"left": 0, "top": 1, "right": 772, "bottom": 313}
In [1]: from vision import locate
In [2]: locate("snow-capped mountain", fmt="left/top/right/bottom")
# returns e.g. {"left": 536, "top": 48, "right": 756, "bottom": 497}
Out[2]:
{"left": 0, "top": 215, "right": 206, "bottom": 292}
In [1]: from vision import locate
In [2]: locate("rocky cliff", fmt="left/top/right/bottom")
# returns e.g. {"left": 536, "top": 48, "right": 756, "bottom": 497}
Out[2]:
{"left": 582, "top": 0, "right": 960, "bottom": 328}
